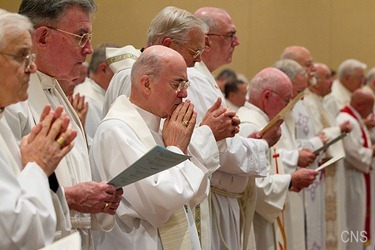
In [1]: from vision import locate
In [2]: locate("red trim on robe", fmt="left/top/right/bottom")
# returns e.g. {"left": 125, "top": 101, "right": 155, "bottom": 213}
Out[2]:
{"left": 341, "top": 106, "right": 371, "bottom": 243}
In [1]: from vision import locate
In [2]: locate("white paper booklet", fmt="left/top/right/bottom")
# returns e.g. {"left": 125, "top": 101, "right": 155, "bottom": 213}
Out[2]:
{"left": 108, "top": 145, "right": 191, "bottom": 188}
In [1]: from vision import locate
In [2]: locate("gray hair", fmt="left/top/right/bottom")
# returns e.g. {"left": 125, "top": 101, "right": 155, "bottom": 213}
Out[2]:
{"left": 273, "top": 59, "right": 306, "bottom": 82}
{"left": 366, "top": 67, "right": 375, "bottom": 85}
{"left": 18, "top": 0, "right": 96, "bottom": 27}
{"left": 337, "top": 59, "right": 367, "bottom": 80}
{"left": 146, "top": 6, "right": 208, "bottom": 46}
{"left": 0, "top": 9, "right": 33, "bottom": 50}
{"left": 89, "top": 43, "right": 120, "bottom": 73}
{"left": 130, "top": 50, "right": 163, "bottom": 86}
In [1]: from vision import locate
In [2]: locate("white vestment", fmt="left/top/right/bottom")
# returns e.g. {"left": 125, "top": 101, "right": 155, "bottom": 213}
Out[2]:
{"left": 292, "top": 100, "right": 325, "bottom": 250}
{"left": 337, "top": 105, "right": 375, "bottom": 250}
{"left": 323, "top": 79, "right": 352, "bottom": 118}
{"left": 102, "top": 67, "right": 132, "bottom": 117}
{"left": 237, "top": 103, "right": 291, "bottom": 250}
{"left": 102, "top": 45, "right": 141, "bottom": 117}
{"left": 103, "top": 46, "right": 223, "bottom": 250}
{"left": 273, "top": 112, "right": 299, "bottom": 250}
{"left": 90, "top": 95, "right": 209, "bottom": 249}
{"left": 187, "top": 62, "right": 268, "bottom": 250}
{"left": 303, "top": 89, "right": 347, "bottom": 249}
{"left": 73, "top": 77, "right": 105, "bottom": 144}
{"left": 4, "top": 71, "right": 112, "bottom": 249}
{"left": 0, "top": 112, "right": 56, "bottom": 250}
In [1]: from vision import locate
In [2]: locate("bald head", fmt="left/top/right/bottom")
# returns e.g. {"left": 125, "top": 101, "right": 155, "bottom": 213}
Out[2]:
{"left": 311, "top": 62, "right": 333, "bottom": 97}
{"left": 281, "top": 46, "right": 310, "bottom": 62}
{"left": 194, "top": 7, "right": 239, "bottom": 72}
{"left": 350, "top": 88, "right": 374, "bottom": 118}
{"left": 129, "top": 45, "right": 188, "bottom": 117}
{"left": 194, "top": 7, "right": 230, "bottom": 24}
{"left": 131, "top": 45, "right": 184, "bottom": 86}
{"left": 248, "top": 67, "right": 293, "bottom": 119}
{"left": 281, "top": 45, "right": 316, "bottom": 85}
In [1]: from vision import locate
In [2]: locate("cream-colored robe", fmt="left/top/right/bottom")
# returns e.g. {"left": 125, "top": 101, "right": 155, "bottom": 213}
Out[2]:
{"left": 102, "top": 45, "right": 141, "bottom": 116}
{"left": 273, "top": 112, "right": 299, "bottom": 250}
{"left": 4, "top": 71, "right": 112, "bottom": 249}
{"left": 337, "top": 105, "right": 375, "bottom": 250}
{"left": 188, "top": 62, "right": 268, "bottom": 250}
{"left": 323, "top": 79, "right": 352, "bottom": 118}
{"left": 237, "top": 103, "right": 291, "bottom": 250}
{"left": 0, "top": 113, "right": 57, "bottom": 249}
{"left": 292, "top": 100, "right": 324, "bottom": 250}
{"left": 303, "top": 89, "right": 347, "bottom": 250}
{"left": 73, "top": 77, "right": 105, "bottom": 144}
{"left": 90, "top": 95, "right": 209, "bottom": 249}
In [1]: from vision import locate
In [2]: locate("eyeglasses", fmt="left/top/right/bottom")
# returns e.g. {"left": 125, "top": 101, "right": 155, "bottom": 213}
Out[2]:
{"left": 173, "top": 40, "right": 204, "bottom": 59}
{"left": 269, "top": 89, "right": 291, "bottom": 104}
{"left": 0, "top": 51, "right": 36, "bottom": 71}
{"left": 46, "top": 26, "right": 93, "bottom": 48}
{"left": 207, "top": 31, "right": 237, "bottom": 42}
{"left": 160, "top": 76, "right": 190, "bottom": 92}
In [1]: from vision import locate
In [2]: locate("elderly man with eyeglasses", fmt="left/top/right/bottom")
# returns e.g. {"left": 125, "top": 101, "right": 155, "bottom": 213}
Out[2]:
{"left": 90, "top": 45, "right": 211, "bottom": 250}
{"left": 103, "top": 6, "right": 239, "bottom": 147}
{"left": 102, "top": 6, "right": 207, "bottom": 116}
{"left": 0, "top": 8, "right": 80, "bottom": 249}
{"left": 186, "top": 7, "right": 282, "bottom": 250}
{"left": 4, "top": 1, "right": 123, "bottom": 249}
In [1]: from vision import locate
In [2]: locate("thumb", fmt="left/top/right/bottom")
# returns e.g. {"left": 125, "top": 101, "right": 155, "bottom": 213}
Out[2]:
{"left": 207, "top": 97, "right": 222, "bottom": 112}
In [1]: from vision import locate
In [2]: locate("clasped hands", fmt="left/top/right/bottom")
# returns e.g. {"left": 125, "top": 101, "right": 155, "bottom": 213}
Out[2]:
{"left": 163, "top": 100, "right": 197, "bottom": 154}
{"left": 20, "top": 105, "right": 77, "bottom": 176}
{"left": 200, "top": 97, "right": 240, "bottom": 141}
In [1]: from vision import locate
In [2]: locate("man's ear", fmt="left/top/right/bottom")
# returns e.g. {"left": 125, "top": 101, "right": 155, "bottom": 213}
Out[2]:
{"left": 140, "top": 75, "right": 152, "bottom": 95}
{"left": 264, "top": 89, "right": 272, "bottom": 99}
{"left": 34, "top": 26, "right": 49, "bottom": 47}
{"left": 161, "top": 37, "right": 173, "bottom": 47}
{"left": 98, "top": 62, "right": 108, "bottom": 74}
{"left": 204, "top": 35, "right": 211, "bottom": 50}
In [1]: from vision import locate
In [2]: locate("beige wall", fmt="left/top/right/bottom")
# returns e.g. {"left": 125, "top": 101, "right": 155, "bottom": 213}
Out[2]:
{"left": 2, "top": 0, "right": 375, "bottom": 80}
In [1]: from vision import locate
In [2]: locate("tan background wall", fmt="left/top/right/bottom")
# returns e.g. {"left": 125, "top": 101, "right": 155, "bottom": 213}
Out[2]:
{"left": 2, "top": 0, "right": 375, "bottom": 80}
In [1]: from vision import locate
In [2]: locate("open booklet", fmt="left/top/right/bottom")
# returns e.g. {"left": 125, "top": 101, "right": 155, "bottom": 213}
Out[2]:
{"left": 313, "top": 132, "right": 348, "bottom": 155}
{"left": 313, "top": 133, "right": 348, "bottom": 155}
{"left": 259, "top": 90, "right": 305, "bottom": 136}
{"left": 108, "top": 145, "right": 191, "bottom": 189}
{"left": 315, "top": 154, "right": 345, "bottom": 171}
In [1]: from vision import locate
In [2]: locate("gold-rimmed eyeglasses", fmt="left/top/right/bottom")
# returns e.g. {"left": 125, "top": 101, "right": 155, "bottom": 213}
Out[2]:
{"left": 0, "top": 51, "right": 35, "bottom": 71}
{"left": 46, "top": 26, "right": 93, "bottom": 48}
{"left": 173, "top": 40, "right": 204, "bottom": 59}
{"left": 160, "top": 76, "right": 190, "bottom": 92}
{"left": 207, "top": 31, "right": 237, "bottom": 42}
